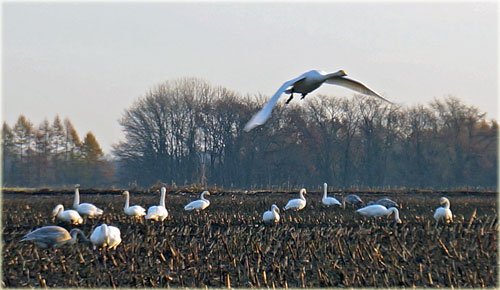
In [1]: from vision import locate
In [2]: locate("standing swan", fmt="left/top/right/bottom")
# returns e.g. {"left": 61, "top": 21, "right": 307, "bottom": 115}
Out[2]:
{"left": 21, "top": 226, "right": 88, "bottom": 248}
{"left": 184, "top": 191, "right": 211, "bottom": 211}
{"left": 52, "top": 204, "right": 83, "bottom": 225}
{"left": 122, "top": 191, "right": 146, "bottom": 217}
{"left": 263, "top": 204, "right": 280, "bottom": 224}
{"left": 356, "top": 204, "right": 402, "bottom": 223}
{"left": 322, "top": 183, "right": 341, "bottom": 206}
{"left": 434, "top": 197, "right": 453, "bottom": 224}
{"left": 244, "top": 69, "right": 392, "bottom": 131}
{"left": 73, "top": 184, "right": 103, "bottom": 217}
{"left": 146, "top": 187, "right": 169, "bottom": 221}
{"left": 342, "top": 194, "right": 364, "bottom": 209}
{"left": 284, "top": 188, "right": 307, "bottom": 211}
{"left": 90, "top": 223, "right": 122, "bottom": 250}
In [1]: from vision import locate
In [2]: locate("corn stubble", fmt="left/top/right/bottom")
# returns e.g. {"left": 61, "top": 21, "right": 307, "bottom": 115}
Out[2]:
{"left": 2, "top": 191, "right": 497, "bottom": 287}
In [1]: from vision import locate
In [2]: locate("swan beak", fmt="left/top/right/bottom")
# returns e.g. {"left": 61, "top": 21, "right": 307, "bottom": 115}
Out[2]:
{"left": 396, "top": 219, "right": 402, "bottom": 224}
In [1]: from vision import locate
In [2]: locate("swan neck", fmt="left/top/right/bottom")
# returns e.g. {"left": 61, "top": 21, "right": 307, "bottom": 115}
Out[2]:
{"left": 299, "top": 189, "right": 306, "bottom": 200}
{"left": 323, "top": 183, "right": 328, "bottom": 198}
{"left": 160, "top": 190, "right": 166, "bottom": 207}
{"left": 73, "top": 188, "right": 80, "bottom": 208}
{"left": 390, "top": 207, "right": 400, "bottom": 221}
{"left": 443, "top": 199, "right": 450, "bottom": 209}
{"left": 102, "top": 224, "right": 110, "bottom": 244}
{"left": 200, "top": 192, "right": 208, "bottom": 201}
{"left": 124, "top": 192, "right": 129, "bottom": 209}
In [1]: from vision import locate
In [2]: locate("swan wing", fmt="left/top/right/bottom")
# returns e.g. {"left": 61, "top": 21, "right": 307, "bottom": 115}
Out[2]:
{"left": 244, "top": 75, "right": 307, "bottom": 132}
{"left": 325, "top": 77, "right": 393, "bottom": 104}
{"left": 184, "top": 200, "right": 209, "bottom": 211}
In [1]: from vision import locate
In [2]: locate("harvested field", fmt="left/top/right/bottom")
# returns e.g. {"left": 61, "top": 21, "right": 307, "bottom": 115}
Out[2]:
{"left": 2, "top": 188, "right": 498, "bottom": 288}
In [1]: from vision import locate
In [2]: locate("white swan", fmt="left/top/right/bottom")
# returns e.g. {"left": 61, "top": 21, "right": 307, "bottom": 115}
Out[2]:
{"left": 284, "top": 188, "right": 307, "bottom": 211}
{"left": 90, "top": 223, "right": 122, "bottom": 250}
{"left": 122, "top": 191, "right": 146, "bottom": 217}
{"left": 263, "top": 204, "right": 280, "bottom": 224}
{"left": 244, "top": 69, "right": 392, "bottom": 131}
{"left": 52, "top": 204, "right": 83, "bottom": 225}
{"left": 322, "top": 183, "right": 341, "bottom": 206}
{"left": 184, "top": 191, "right": 211, "bottom": 211}
{"left": 21, "top": 226, "right": 88, "bottom": 248}
{"left": 434, "top": 197, "right": 453, "bottom": 223}
{"left": 73, "top": 184, "right": 103, "bottom": 217}
{"left": 356, "top": 204, "right": 402, "bottom": 223}
{"left": 146, "top": 187, "right": 169, "bottom": 221}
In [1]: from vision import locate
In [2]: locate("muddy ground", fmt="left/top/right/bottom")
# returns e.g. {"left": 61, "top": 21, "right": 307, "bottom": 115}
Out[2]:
{"left": 2, "top": 188, "right": 497, "bottom": 288}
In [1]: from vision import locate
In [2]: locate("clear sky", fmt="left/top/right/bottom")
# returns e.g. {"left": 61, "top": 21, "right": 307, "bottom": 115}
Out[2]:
{"left": 2, "top": 1, "right": 498, "bottom": 153}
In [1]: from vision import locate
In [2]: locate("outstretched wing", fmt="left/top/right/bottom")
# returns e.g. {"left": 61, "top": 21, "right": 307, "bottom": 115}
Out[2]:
{"left": 325, "top": 77, "right": 393, "bottom": 104}
{"left": 244, "top": 75, "right": 306, "bottom": 132}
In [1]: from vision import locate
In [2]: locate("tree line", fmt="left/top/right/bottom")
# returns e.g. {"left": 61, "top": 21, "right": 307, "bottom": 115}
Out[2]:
{"left": 2, "top": 116, "right": 113, "bottom": 187}
{"left": 2, "top": 78, "right": 497, "bottom": 189}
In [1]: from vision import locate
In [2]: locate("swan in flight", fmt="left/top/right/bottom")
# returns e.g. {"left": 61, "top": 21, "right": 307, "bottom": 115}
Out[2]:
{"left": 356, "top": 204, "right": 402, "bottom": 223}
{"left": 90, "top": 223, "right": 122, "bottom": 250}
{"left": 321, "top": 183, "right": 341, "bottom": 206}
{"left": 284, "top": 188, "right": 307, "bottom": 211}
{"left": 146, "top": 187, "right": 169, "bottom": 221}
{"left": 434, "top": 197, "right": 453, "bottom": 223}
{"left": 21, "top": 226, "right": 88, "bottom": 248}
{"left": 184, "top": 191, "right": 211, "bottom": 211}
{"left": 52, "top": 204, "right": 83, "bottom": 225}
{"left": 244, "top": 69, "right": 392, "bottom": 131}
{"left": 122, "top": 191, "right": 146, "bottom": 217}
{"left": 263, "top": 204, "right": 280, "bottom": 224}
{"left": 73, "top": 184, "right": 103, "bottom": 217}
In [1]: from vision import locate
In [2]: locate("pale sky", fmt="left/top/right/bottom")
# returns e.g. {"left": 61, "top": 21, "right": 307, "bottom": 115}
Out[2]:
{"left": 2, "top": 1, "right": 498, "bottom": 153}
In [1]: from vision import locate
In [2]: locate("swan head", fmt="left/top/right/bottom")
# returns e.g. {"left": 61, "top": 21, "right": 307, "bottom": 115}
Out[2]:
{"left": 201, "top": 191, "right": 210, "bottom": 196}
{"left": 75, "top": 184, "right": 80, "bottom": 188}
{"left": 161, "top": 187, "right": 166, "bottom": 194}
{"left": 122, "top": 191, "right": 130, "bottom": 196}
{"left": 439, "top": 197, "right": 449, "bottom": 205}
{"left": 52, "top": 204, "right": 63, "bottom": 216}
{"left": 271, "top": 204, "right": 280, "bottom": 213}
{"left": 336, "top": 69, "right": 347, "bottom": 76}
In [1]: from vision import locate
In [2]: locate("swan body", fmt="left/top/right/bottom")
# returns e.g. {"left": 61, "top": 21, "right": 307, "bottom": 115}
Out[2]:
{"left": 284, "top": 188, "right": 307, "bottom": 211}
{"left": 184, "top": 191, "right": 211, "bottom": 211}
{"left": 356, "top": 204, "right": 402, "bottom": 223}
{"left": 73, "top": 185, "right": 103, "bottom": 217}
{"left": 367, "top": 198, "right": 399, "bottom": 208}
{"left": 146, "top": 187, "right": 169, "bottom": 221}
{"left": 21, "top": 226, "right": 87, "bottom": 248}
{"left": 122, "top": 191, "right": 146, "bottom": 217}
{"left": 342, "top": 194, "right": 364, "bottom": 208}
{"left": 52, "top": 204, "right": 83, "bottom": 225}
{"left": 322, "top": 183, "right": 341, "bottom": 206}
{"left": 244, "top": 69, "right": 392, "bottom": 131}
{"left": 263, "top": 204, "right": 280, "bottom": 224}
{"left": 434, "top": 197, "right": 453, "bottom": 223}
{"left": 90, "top": 223, "right": 122, "bottom": 250}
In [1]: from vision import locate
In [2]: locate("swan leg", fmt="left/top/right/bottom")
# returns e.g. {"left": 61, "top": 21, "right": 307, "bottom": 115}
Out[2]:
{"left": 285, "top": 90, "right": 295, "bottom": 104}
{"left": 300, "top": 93, "right": 308, "bottom": 100}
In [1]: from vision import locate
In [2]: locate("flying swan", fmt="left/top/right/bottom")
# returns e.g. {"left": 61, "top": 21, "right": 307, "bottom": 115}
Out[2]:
{"left": 21, "top": 226, "right": 88, "bottom": 248}
{"left": 184, "top": 191, "right": 211, "bottom": 211}
{"left": 263, "top": 204, "right": 280, "bottom": 224}
{"left": 244, "top": 69, "right": 392, "bottom": 131}
{"left": 146, "top": 187, "right": 169, "bottom": 221}
{"left": 356, "top": 204, "right": 402, "bottom": 223}
{"left": 73, "top": 184, "right": 104, "bottom": 217}
{"left": 284, "top": 188, "right": 307, "bottom": 211}
{"left": 122, "top": 191, "right": 146, "bottom": 217}
{"left": 52, "top": 204, "right": 83, "bottom": 225}
{"left": 433, "top": 197, "right": 453, "bottom": 224}
{"left": 322, "top": 183, "right": 341, "bottom": 206}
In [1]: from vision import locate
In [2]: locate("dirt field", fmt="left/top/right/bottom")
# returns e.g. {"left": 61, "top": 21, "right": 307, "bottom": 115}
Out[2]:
{"left": 2, "top": 188, "right": 498, "bottom": 288}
